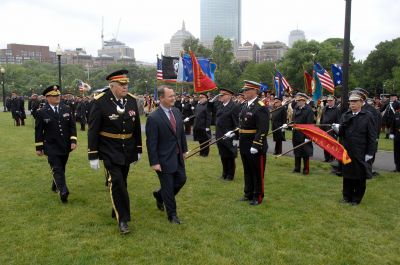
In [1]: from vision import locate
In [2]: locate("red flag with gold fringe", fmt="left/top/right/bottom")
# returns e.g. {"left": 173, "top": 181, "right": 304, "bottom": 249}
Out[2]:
{"left": 189, "top": 50, "right": 217, "bottom": 93}
{"left": 292, "top": 124, "right": 352, "bottom": 164}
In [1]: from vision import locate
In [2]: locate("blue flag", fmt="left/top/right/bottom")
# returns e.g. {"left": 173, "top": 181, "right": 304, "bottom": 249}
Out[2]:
{"left": 260, "top": 82, "right": 269, "bottom": 92}
{"left": 181, "top": 54, "right": 216, "bottom": 82}
{"left": 274, "top": 71, "right": 285, "bottom": 98}
{"left": 331, "top": 64, "right": 343, "bottom": 87}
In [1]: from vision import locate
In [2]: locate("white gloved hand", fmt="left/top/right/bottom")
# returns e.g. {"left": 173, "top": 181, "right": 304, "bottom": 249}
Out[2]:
{"left": 191, "top": 106, "right": 195, "bottom": 110}
{"left": 250, "top": 147, "right": 258, "bottom": 154}
{"left": 365, "top": 154, "right": 373, "bottom": 162}
{"left": 89, "top": 159, "right": 100, "bottom": 170}
{"left": 224, "top": 131, "right": 235, "bottom": 138}
{"left": 181, "top": 104, "right": 185, "bottom": 107}
{"left": 232, "top": 140, "right": 239, "bottom": 147}
{"left": 332, "top": 123, "right": 340, "bottom": 134}
{"left": 282, "top": 123, "right": 288, "bottom": 129}
{"left": 183, "top": 117, "right": 190, "bottom": 122}
{"left": 389, "top": 134, "right": 395, "bottom": 140}
{"left": 137, "top": 153, "right": 141, "bottom": 161}
{"left": 205, "top": 128, "right": 210, "bottom": 132}
{"left": 304, "top": 138, "right": 311, "bottom": 143}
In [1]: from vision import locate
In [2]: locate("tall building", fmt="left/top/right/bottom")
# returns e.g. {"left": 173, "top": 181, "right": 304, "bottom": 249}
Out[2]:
{"left": 200, "top": 0, "right": 241, "bottom": 48}
{"left": 164, "top": 21, "right": 194, "bottom": 57}
{"left": 256, "top": 41, "right": 288, "bottom": 62}
{"left": 97, "top": 38, "right": 135, "bottom": 61}
{"left": 288, "top": 29, "right": 306, "bottom": 48}
{"left": 235, "top": 41, "right": 259, "bottom": 62}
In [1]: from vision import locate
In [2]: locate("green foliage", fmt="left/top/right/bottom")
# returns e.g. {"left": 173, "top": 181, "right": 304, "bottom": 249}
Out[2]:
{"left": 182, "top": 37, "right": 212, "bottom": 58}
{"left": 0, "top": 112, "right": 399, "bottom": 265}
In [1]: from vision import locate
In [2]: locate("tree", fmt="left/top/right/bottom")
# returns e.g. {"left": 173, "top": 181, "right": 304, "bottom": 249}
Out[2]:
{"left": 182, "top": 37, "right": 212, "bottom": 58}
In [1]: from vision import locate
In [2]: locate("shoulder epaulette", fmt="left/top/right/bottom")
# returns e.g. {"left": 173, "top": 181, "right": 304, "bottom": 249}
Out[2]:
{"left": 94, "top": 92, "right": 105, "bottom": 100}
{"left": 258, "top": 101, "right": 265, "bottom": 106}
{"left": 127, "top": 93, "right": 138, "bottom": 99}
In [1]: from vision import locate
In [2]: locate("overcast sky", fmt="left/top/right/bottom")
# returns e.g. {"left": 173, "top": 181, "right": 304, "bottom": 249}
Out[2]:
{"left": 1, "top": 0, "right": 399, "bottom": 63}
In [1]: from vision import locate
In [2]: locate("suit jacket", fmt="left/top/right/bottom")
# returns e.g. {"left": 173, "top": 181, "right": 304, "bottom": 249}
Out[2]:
{"left": 193, "top": 102, "right": 211, "bottom": 142}
{"left": 146, "top": 106, "right": 188, "bottom": 174}
{"left": 292, "top": 104, "right": 314, "bottom": 157}
{"left": 35, "top": 103, "right": 77, "bottom": 156}
{"left": 215, "top": 100, "right": 240, "bottom": 157}
{"left": 87, "top": 90, "right": 142, "bottom": 165}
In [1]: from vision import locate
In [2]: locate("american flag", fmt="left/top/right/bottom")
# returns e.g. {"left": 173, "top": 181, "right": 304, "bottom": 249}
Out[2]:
{"left": 276, "top": 70, "right": 292, "bottom": 93}
{"left": 156, "top": 57, "right": 163, "bottom": 80}
{"left": 314, "top": 63, "right": 334, "bottom": 92}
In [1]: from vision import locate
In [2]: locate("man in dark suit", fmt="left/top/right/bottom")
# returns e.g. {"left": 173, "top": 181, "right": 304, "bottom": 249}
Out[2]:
{"left": 10, "top": 91, "right": 26, "bottom": 126}
{"left": 146, "top": 85, "right": 188, "bottom": 224}
{"left": 215, "top": 88, "right": 240, "bottom": 180}
{"left": 35, "top": 85, "right": 77, "bottom": 203}
{"left": 192, "top": 93, "right": 211, "bottom": 157}
{"left": 88, "top": 70, "right": 142, "bottom": 235}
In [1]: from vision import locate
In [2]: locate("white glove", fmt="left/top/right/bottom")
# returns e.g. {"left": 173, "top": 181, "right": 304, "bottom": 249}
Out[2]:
{"left": 224, "top": 131, "right": 235, "bottom": 138}
{"left": 332, "top": 123, "right": 340, "bottom": 134}
{"left": 89, "top": 159, "right": 100, "bottom": 170}
{"left": 304, "top": 138, "right": 311, "bottom": 143}
{"left": 181, "top": 104, "right": 185, "bottom": 107}
{"left": 191, "top": 106, "right": 195, "bottom": 110}
{"left": 389, "top": 134, "right": 395, "bottom": 140}
{"left": 365, "top": 154, "right": 373, "bottom": 162}
{"left": 250, "top": 147, "right": 258, "bottom": 154}
{"left": 205, "top": 128, "right": 210, "bottom": 132}
{"left": 232, "top": 140, "right": 239, "bottom": 147}
{"left": 282, "top": 123, "right": 288, "bottom": 129}
{"left": 183, "top": 117, "right": 190, "bottom": 122}
{"left": 137, "top": 153, "right": 141, "bottom": 161}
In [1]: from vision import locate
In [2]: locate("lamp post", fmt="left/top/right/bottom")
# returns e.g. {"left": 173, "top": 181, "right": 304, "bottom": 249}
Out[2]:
{"left": 56, "top": 44, "right": 62, "bottom": 90}
{"left": 0, "top": 66, "right": 5, "bottom": 112}
{"left": 145, "top": 80, "right": 148, "bottom": 94}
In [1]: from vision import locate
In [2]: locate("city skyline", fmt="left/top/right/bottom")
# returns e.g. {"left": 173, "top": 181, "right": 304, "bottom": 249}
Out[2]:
{"left": 1, "top": 0, "right": 399, "bottom": 63}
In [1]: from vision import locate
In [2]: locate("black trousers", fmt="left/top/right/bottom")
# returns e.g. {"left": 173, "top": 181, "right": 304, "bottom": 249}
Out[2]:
{"left": 220, "top": 157, "right": 236, "bottom": 179}
{"left": 274, "top": 140, "right": 282, "bottom": 155}
{"left": 342, "top": 178, "right": 366, "bottom": 203}
{"left": 240, "top": 153, "right": 266, "bottom": 203}
{"left": 324, "top": 150, "right": 334, "bottom": 161}
{"left": 47, "top": 154, "right": 69, "bottom": 194}
{"left": 156, "top": 162, "right": 186, "bottom": 218}
{"left": 199, "top": 139, "right": 210, "bottom": 156}
{"left": 294, "top": 156, "right": 310, "bottom": 174}
{"left": 105, "top": 162, "right": 131, "bottom": 223}
{"left": 394, "top": 136, "right": 400, "bottom": 171}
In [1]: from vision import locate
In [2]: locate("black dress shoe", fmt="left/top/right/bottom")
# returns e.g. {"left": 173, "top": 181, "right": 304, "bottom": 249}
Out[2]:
{"left": 239, "top": 197, "right": 250, "bottom": 201}
{"left": 153, "top": 191, "right": 164, "bottom": 211}
{"left": 292, "top": 169, "right": 300, "bottom": 173}
{"left": 119, "top": 221, "right": 130, "bottom": 234}
{"left": 168, "top": 215, "right": 181, "bottom": 224}
{"left": 249, "top": 199, "right": 260, "bottom": 206}
{"left": 350, "top": 201, "right": 360, "bottom": 206}
{"left": 339, "top": 198, "right": 350, "bottom": 204}
{"left": 60, "top": 192, "right": 69, "bottom": 203}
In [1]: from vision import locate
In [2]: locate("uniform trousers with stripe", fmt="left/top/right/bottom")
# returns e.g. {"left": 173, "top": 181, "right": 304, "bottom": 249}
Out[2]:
{"left": 240, "top": 153, "right": 266, "bottom": 203}
{"left": 104, "top": 161, "right": 131, "bottom": 223}
{"left": 47, "top": 154, "right": 69, "bottom": 194}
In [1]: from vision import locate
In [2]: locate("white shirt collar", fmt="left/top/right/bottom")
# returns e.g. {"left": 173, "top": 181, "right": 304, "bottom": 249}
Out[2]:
{"left": 247, "top": 97, "right": 257, "bottom": 107}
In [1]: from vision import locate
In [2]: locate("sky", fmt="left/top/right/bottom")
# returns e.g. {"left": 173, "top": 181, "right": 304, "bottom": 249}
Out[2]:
{"left": 1, "top": 0, "right": 399, "bottom": 63}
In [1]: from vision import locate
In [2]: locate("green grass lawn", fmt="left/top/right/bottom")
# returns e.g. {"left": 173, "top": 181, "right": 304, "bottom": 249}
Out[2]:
{"left": 0, "top": 112, "right": 399, "bottom": 265}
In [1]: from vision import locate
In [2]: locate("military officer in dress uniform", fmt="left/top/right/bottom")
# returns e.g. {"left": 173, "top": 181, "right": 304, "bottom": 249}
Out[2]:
{"left": 35, "top": 85, "right": 77, "bottom": 203}
{"left": 226, "top": 80, "right": 269, "bottom": 205}
{"left": 271, "top": 96, "right": 287, "bottom": 155}
{"left": 192, "top": 93, "right": 212, "bottom": 157}
{"left": 215, "top": 88, "right": 240, "bottom": 180}
{"left": 332, "top": 90, "right": 376, "bottom": 205}
{"left": 291, "top": 93, "right": 314, "bottom": 175}
{"left": 320, "top": 95, "right": 341, "bottom": 162}
{"left": 88, "top": 69, "right": 142, "bottom": 235}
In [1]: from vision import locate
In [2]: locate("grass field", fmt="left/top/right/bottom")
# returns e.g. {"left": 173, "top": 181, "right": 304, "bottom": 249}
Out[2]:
{"left": 0, "top": 112, "right": 399, "bottom": 265}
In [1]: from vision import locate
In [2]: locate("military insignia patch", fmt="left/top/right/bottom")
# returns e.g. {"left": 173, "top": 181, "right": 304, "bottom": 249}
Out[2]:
{"left": 108, "top": 114, "right": 119, "bottom": 120}
{"left": 128, "top": 110, "right": 136, "bottom": 117}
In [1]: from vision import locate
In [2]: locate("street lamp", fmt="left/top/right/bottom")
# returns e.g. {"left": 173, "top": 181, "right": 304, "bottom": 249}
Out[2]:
{"left": 56, "top": 44, "right": 63, "bottom": 90}
{"left": 0, "top": 66, "right": 5, "bottom": 112}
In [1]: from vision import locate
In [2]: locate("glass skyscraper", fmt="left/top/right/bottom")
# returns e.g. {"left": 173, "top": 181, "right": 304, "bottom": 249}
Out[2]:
{"left": 200, "top": 0, "right": 241, "bottom": 46}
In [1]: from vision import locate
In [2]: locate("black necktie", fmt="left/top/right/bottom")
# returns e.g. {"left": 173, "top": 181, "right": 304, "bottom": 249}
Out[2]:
{"left": 54, "top": 106, "right": 58, "bottom": 115}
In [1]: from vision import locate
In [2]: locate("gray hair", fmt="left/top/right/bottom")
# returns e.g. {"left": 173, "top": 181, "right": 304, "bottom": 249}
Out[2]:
{"left": 157, "top": 85, "right": 173, "bottom": 98}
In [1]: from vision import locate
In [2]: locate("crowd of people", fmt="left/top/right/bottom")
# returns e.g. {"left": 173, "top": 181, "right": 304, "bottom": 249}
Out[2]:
{"left": 5, "top": 69, "right": 399, "bottom": 235}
